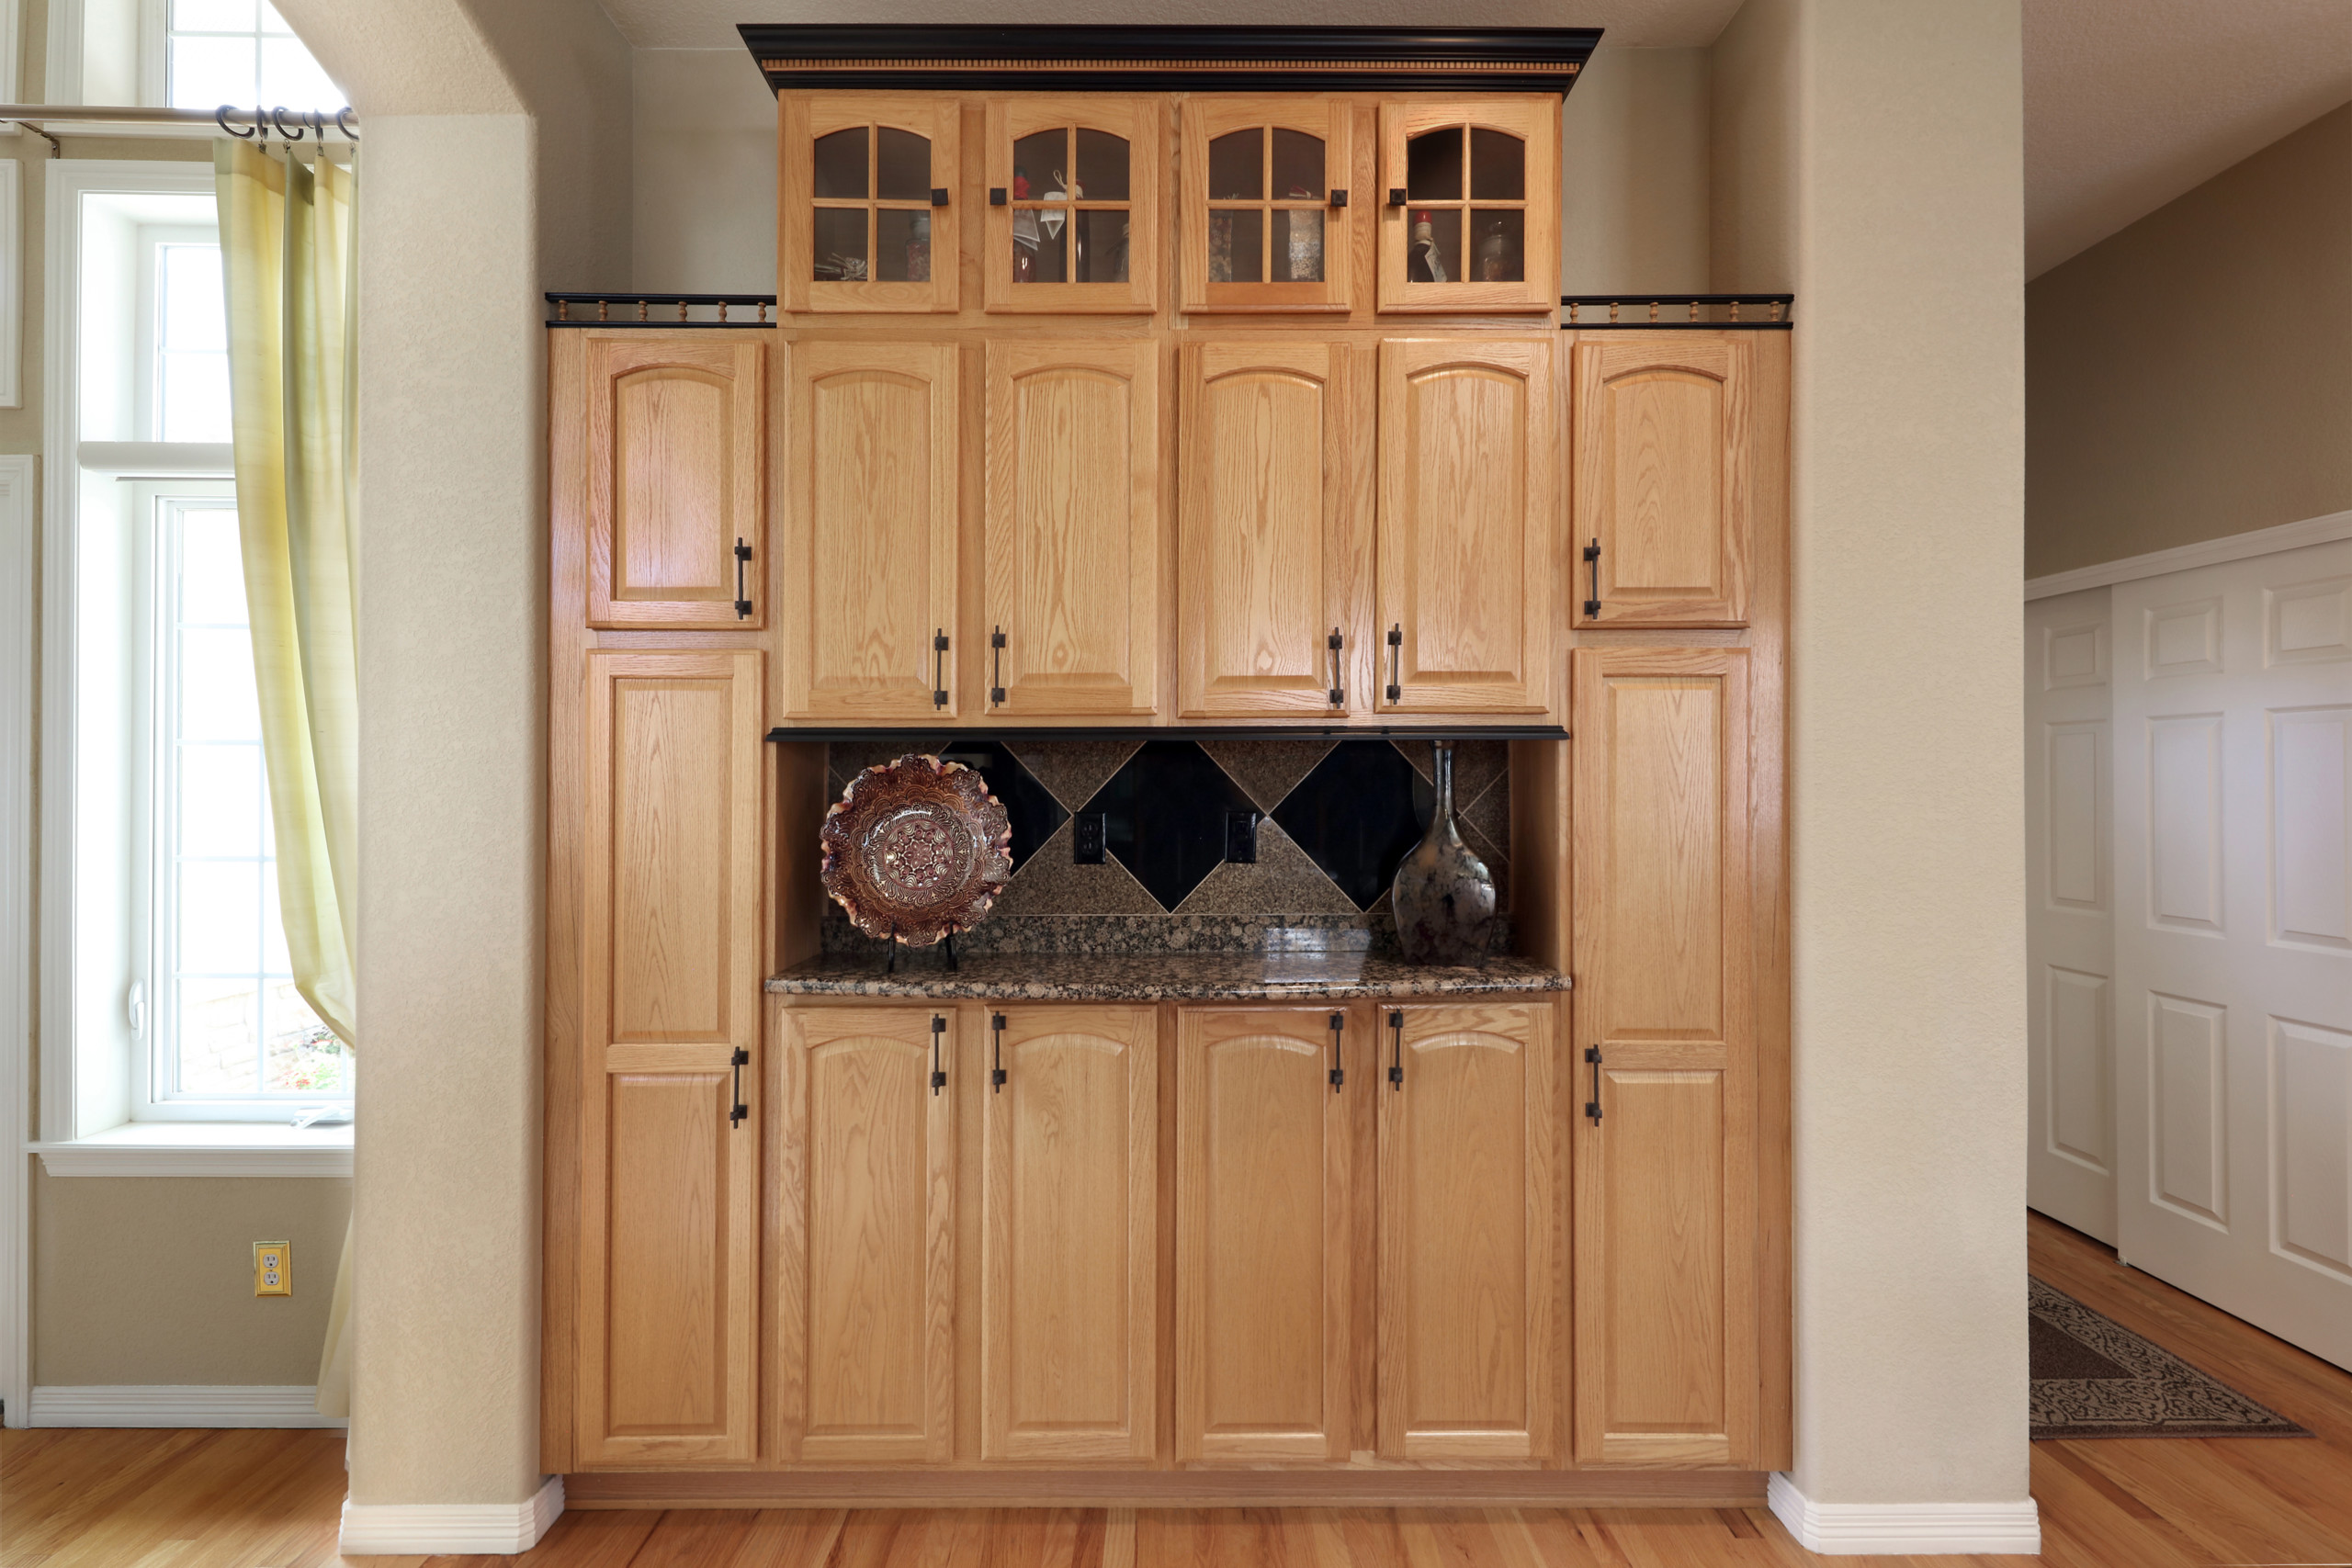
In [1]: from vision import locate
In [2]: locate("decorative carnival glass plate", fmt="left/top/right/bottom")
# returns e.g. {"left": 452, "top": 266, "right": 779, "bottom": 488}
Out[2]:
{"left": 820, "top": 754, "right": 1013, "bottom": 945}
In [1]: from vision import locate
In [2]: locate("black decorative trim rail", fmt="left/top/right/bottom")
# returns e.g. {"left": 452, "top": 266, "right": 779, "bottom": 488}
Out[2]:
{"left": 770, "top": 725, "right": 1569, "bottom": 744}
{"left": 546, "top": 292, "right": 777, "bottom": 328}
{"left": 739, "top": 25, "right": 1600, "bottom": 96}
{"left": 1561, "top": 294, "right": 1794, "bottom": 330}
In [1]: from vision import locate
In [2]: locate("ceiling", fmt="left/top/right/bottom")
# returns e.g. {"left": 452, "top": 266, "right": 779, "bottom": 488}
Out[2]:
{"left": 599, "top": 0, "right": 2352, "bottom": 277}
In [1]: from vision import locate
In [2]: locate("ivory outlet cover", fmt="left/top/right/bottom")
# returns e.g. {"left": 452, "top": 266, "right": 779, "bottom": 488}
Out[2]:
{"left": 254, "top": 1241, "right": 291, "bottom": 1297}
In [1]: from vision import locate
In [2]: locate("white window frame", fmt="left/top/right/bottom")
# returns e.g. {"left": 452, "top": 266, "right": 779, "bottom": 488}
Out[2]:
{"left": 34, "top": 160, "right": 351, "bottom": 1175}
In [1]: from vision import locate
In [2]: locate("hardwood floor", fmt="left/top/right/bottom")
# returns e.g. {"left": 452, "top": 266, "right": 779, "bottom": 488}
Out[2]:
{"left": 6, "top": 1213, "right": 2349, "bottom": 1568}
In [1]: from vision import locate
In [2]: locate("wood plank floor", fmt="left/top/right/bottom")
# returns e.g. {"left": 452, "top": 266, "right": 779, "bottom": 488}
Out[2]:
{"left": 6, "top": 1213, "right": 2348, "bottom": 1568}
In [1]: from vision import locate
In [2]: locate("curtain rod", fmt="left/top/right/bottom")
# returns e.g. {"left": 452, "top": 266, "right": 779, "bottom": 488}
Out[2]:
{"left": 0, "top": 104, "right": 356, "bottom": 155}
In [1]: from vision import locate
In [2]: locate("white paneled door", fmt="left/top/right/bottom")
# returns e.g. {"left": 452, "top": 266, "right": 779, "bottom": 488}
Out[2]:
{"left": 2113, "top": 538, "right": 2352, "bottom": 1369}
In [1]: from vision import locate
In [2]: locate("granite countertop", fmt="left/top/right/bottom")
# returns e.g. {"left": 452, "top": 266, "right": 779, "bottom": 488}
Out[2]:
{"left": 766, "top": 951, "right": 1568, "bottom": 1002}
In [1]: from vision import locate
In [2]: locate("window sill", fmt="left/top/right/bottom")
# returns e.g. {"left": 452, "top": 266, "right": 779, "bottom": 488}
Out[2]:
{"left": 30, "top": 1122, "right": 353, "bottom": 1178}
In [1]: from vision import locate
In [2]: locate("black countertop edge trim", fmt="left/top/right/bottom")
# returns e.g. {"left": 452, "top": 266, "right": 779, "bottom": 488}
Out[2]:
{"left": 767, "top": 725, "right": 1570, "bottom": 744}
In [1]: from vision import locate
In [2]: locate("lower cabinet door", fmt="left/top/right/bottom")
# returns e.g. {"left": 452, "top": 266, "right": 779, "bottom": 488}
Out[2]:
{"left": 775, "top": 1004, "right": 957, "bottom": 1465}
{"left": 1176, "top": 1006, "right": 1351, "bottom": 1462}
{"left": 1376, "top": 1002, "right": 1557, "bottom": 1462}
{"left": 981, "top": 1006, "right": 1159, "bottom": 1461}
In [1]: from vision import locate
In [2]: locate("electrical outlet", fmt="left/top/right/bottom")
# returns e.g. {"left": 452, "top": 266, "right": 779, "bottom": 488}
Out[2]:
{"left": 1072, "top": 812, "right": 1107, "bottom": 864}
{"left": 254, "top": 1241, "right": 291, "bottom": 1297}
{"left": 1226, "top": 811, "right": 1259, "bottom": 863}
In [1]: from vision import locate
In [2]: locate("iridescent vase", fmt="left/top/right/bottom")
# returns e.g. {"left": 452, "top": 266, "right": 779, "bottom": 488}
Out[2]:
{"left": 1390, "top": 741, "right": 1496, "bottom": 966}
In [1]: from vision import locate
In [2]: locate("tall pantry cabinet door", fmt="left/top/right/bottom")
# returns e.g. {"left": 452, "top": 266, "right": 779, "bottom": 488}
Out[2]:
{"left": 584, "top": 333, "right": 765, "bottom": 628}
{"left": 1375, "top": 1002, "right": 1557, "bottom": 1462}
{"left": 1570, "top": 647, "right": 1757, "bottom": 1467}
{"left": 577, "top": 649, "right": 763, "bottom": 1467}
{"left": 778, "top": 340, "right": 962, "bottom": 720}
{"left": 1176, "top": 1007, "right": 1351, "bottom": 1462}
{"left": 1572, "top": 333, "right": 1755, "bottom": 626}
{"left": 775, "top": 1005, "right": 956, "bottom": 1464}
{"left": 981, "top": 1006, "right": 1158, "bottom": 1461}
{"left": 1375, "top": 336, "right": 1556, "bottom": 716}
{"left": 1177, "top": 341, "right": 1360, "bottom": 718}
{"left": 983, "top": 340, "right": 1162, "bottom": 718}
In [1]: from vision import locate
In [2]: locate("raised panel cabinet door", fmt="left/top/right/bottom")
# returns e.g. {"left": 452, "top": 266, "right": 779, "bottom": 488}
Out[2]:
{"left": 775, "top": 1004, "right": 956, "bottom": 1464}
{"left": 983, "top": 339, "right": 1162, "bottom": 718}
{"left": 1375, "top": 1002, "right": 1557, "bottom": 1463}
{"left": 1179, "top": 96, "right": 1353, "bottom": 314}
{"left": 780, "top": 340, "right": 961, "bottom": 721}
{"left": 1376, "top": 97, "right": 1559, "bottom": 314}
{"left": 577, "top": 649, "right": 763, "bottom": 1467}
{"left": 1570, "top": 647, "right": 1758, "bottom": 1468}
{"left": 981, "top": 1006, "right": 1158, "bottom": 1461}
{"left": 985, "top": 97, "right": 1160, "bottom": 314}
{"left": 1375, "top": 336, "right": 1556, "bottom": 716}
{"left": 781, "top": 95, "right": 960, "bottom": 314}
{"left": 1176, "top": 1007, "right": 1351, "bottom": 1463}
{"left": 585, "top": 333, "right": 765, "bottom": 629}
{"left": 1178, "top": 341, "right": 1363, "bottom": 718}
{"left": 1573, "top": 333, "right": 1755, "bottom": 626}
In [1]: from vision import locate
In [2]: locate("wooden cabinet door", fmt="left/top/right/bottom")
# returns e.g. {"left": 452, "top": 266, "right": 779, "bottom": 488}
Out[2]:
{"left": 981, "top": 1006, "right": 1158, "bottom": 1461}
{"left": 1570, "top": 647, "right": 1757, "bottom": 1468}
{"left": 1375, "top": 1002, "right": 1557, "bottom": 1462}
{"left": 1572, "top": 334, "right": 1755, "bottom": 626}
{"left": 584, "top": 333, "right": 764, "bottom": 629}
{"left": 1180, "top": 96, "right": 1352, "bottom": 314}
{"left": 775, "top": 1005, "right": 956, "bottom": 1464}
{"left": 779, "top": 340, "right": 962, "bottom": 721}
{"left": 1375, "top": 336, "right": 1556, "bottom": 716}
{"left": 1178, "top": 341, "right": 1363, "bottom": 719}
{"left": 985, "top": 97, "right": 1160, "bottom": 314}
{"left": 577, "top": 649, "right": 763, "bottom": 1467}
{"left": 781, "top": 95, "right": 960, "bottom": 314}
{"left": 1177, "top": 1007, "right": 1351, "bottom": 1463}
{"left": 983, "top": 340, "right": 1162, "bottom": 718}
{"left": 1376, "top": 97, "right": 1558, "bottom": 314}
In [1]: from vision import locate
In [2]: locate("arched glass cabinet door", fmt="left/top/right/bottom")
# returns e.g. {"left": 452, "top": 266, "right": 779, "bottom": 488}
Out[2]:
{"left": 984, "top": 97, "right": 1160, "bottom": 313}
{"left": 1179, "top": 96, "right": 1352, "bottom": 313}
{"left": 1376, "top": 97, "right": 1558, "bottom": 314}
{"left": 781, "top": 96, "right": 960, "bottom": 314}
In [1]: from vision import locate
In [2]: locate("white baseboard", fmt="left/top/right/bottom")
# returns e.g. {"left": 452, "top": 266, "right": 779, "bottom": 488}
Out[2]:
{"left": 28, "top": 1383, "right": 345, "bottom": 1428}
{"left": 339, "top": 1474, "right": 563, "bottom": 1556}
{"left": 1768, "top": 1472, "right": 2042, "bottom": 1555}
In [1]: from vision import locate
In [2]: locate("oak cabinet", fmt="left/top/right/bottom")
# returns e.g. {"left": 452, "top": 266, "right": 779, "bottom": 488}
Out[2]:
{"left": 781, "top": 96, "right": 961, "bottom": 313}
{"left": 1572, "top": 333, "right": 1756, "bottom": 626}
{"left": 982, "top": 339, "right": 1163, "bottom": 718}
{"left": 583, "top": 333, "right": 765, "bottom": 629}
{"left": 778, "top": 340, "right": 962, "bottom": 721}
{"left": 981, "top": 1006, "right": 1159, "bottom": 1461}
{"left": 1374, "top": 336, "right": 1557, "bottom": 716}
{"left": 986, "top": 98, "right": 1161, "bottom": 313}
{"left": 1376, "top": 1002, "right": 1557, "bottom": 1462}
{"left": 1571, "top": 647, "right": 1758, "bottom": 1467}
{"left": 1176, "top": 1006, "right": 1352, "bottom": 1463}
{"left": 575, "top": 649, "right": 764, "bottom": 1467}
{"left": 1376, "top": 97, "right": 1559, "bottom": 314}
{"left": 1179, "top": 96, "right": 1353, "bottom": 314}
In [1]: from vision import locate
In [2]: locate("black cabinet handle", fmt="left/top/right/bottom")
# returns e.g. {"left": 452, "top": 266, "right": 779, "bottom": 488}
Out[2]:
{"left": 733, "top": 538, "right": 753, "bottom": 619}
{"left": 1385, "top": 624, "right": 1402, "bottom": 704}
{"left": 1327, "top": 627, "right": 1344, "bottom": 707}
{"left": 729, "top": 1046, "right": 750, "bottom": 1127}
{"left": 1329, "top": 1011, "right": 1345, "bottom": 1092}
{"left": 931, "top": 1015, "right": 948, "bottom": 1095}
{"left": 1583, "top": 537, "right": 1601, "bottom": 618}
{"left": 989, "top": 626, "right": 1007, "bottom": 706}
{"left": 933, "top": 630, "right": 949, "bottom": 709}
{"left": 991, "top": 1012, "right": 1007, "bottom": 1092}
{"left": 1388, "top": 1010, "right": 1404, "bottom": 1090}
{"left": 1585, "top": 1046, "right": 1604, "bottom": 1122}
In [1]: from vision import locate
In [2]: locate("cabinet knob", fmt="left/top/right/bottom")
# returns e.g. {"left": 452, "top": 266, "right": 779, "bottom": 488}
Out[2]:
{"left": 989, "top": 187, "right": 1007, "bottom": 206}
{"left": 1386, "top": 187, "right": 1407, "bottom": 208}
{"left": 1329, "top": 188, "right": 1349, "bottom": 208}
{"left": 931, "top": 187, "right": 950, "bottom": 207}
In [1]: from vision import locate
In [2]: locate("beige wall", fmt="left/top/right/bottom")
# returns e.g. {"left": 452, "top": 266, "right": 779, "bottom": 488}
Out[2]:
{"left": 633, "top": 49, "right": 776, "bottom": 294}
{"left": 2025, "top": 102, "right": 2352, "bottom": 578}
{"left": 1715, "top": 0, "right": 2032, "bottom": 1512}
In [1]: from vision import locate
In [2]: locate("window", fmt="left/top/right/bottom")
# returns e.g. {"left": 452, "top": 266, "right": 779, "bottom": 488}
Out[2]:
{"left": 154, "top": 243, "right": 231, "bottom": 443}
{"left": 164, "top": 0, "right": 345, "bottom": 114}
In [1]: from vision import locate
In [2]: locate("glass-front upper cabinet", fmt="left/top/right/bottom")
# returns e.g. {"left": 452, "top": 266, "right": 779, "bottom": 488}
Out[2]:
{"left": 1377, "top": 97, "right": 1558, "bottom": 314}
{"left": 1179, "top": 97, "right": 1352, "bottom": 313}
{"left": 780, "top": 96, "right": 960, "bottom": 313}
{"left": 984, "top": 98, "right": 1160, "bottom": 313}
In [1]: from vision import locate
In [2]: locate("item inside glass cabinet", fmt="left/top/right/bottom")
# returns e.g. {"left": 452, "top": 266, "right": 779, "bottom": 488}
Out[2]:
{"left": 1012, "top": 127, "right": 1131, "bottom": 284}
{"left": 1205, "top": 126, "right": 1326, "bottom": 285}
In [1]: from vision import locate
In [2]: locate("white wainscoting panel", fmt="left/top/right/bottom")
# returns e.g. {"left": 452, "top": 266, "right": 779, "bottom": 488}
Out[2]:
{"left": 2046, "top": 966, "right": 2110, "bottom": 1173}
{"left": 2148, "top": 992, "right": 2229, "bottom": 1227}
{"left": 2269, "top": 1016, "right": 2352, "bottom": 1281}
{"left": 2146, "top": 715, "right": 2224, "bottom": 933}
{"left": 2270, "top": 706, "right": 2350, "bottom": 952}
{"left": 2267, "top": 575, "right": 2350, "bottom": 667}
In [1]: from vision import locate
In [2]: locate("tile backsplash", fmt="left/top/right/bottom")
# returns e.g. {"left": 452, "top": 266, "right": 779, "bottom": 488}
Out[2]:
{"left": 816, "top": 737, "right": 1512, "bottom": 957}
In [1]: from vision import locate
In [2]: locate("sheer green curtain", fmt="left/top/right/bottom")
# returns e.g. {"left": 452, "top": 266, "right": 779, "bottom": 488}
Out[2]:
{"left": 216, "top": 140, "right": 358, "bottom": 1417}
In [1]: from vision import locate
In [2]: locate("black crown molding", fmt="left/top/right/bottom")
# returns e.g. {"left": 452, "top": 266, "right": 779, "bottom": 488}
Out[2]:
{"left": 738, "top": 25, "right": 1601, "bottom": 96}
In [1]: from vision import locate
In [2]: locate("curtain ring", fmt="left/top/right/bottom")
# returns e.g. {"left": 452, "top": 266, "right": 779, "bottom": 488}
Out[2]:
{"left": 335, "top": 107, "right": 357, "bottom": 142}
{"left": 273, "top": 106, "right": 306, "bottom": 141}
{"left": 218, "top": 104, "right": 256, "bottom": 140}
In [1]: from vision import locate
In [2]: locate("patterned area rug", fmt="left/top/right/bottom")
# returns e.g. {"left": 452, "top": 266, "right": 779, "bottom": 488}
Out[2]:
{"left": 2030, "top": 1278, "right": 2312, "bottom": 1438}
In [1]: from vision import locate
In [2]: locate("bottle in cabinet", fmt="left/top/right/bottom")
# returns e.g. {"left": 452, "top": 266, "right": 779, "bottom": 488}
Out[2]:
{"left": 1377, "top": 98, "right": 1558, "bottom": 314}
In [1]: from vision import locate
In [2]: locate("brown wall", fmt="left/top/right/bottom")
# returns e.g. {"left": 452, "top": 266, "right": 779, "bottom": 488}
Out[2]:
{"left": 2026, "top": 102, "right": 2352, "bottom": 578}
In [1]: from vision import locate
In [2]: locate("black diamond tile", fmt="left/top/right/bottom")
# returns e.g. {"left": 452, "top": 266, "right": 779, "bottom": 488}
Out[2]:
{"left": 1272, "top": 739, "right": 1434, "bottom": 911}
{"left": 927, "top": 740, "right": 1069, "bottom": 873}
{"left": 1077, "top": 740, "right": 1260, "bottom": 912}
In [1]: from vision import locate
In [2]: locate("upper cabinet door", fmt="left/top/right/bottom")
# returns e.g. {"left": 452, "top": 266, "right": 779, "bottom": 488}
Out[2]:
{"left": 1375, "top": 336, "right": 1556, "bottom": 716}
{"left": 1376, "top": 97, "right": 1558, "bottom": 314}
{"left": 982, "top": 339, "right": 1162, "bottom": 718}
{"left": 1178, "top": 341, "right": 1362, "bottom": 719}
{"left": 779, "top": 340, "right": 962, "bottom": 722}
{"left": 781, "top": 96, "right": 960, "bottom": 314}
{"left": 985, "top": 97, "right": 1160, "bottom": 314}
{"left": 1179, "top": 97, "right": 1352, "bottom": 314}
{"left": 584, "top": 333, "right": 765, "bottom": 629}
{"left": 1573, "top": 333, "right": 1756, "bottom": 626}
